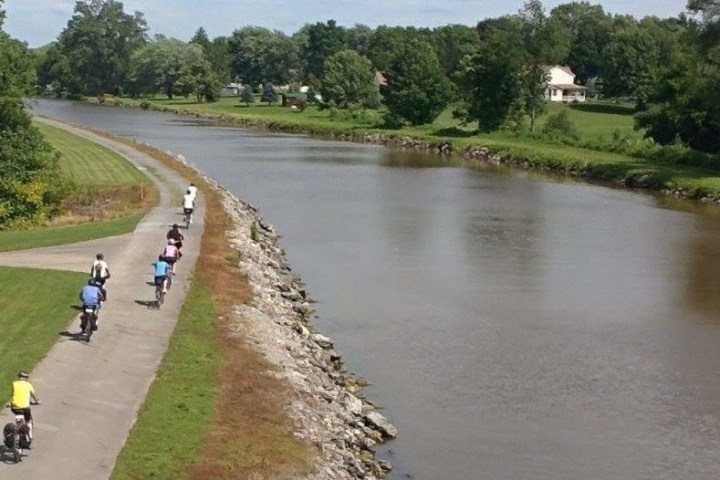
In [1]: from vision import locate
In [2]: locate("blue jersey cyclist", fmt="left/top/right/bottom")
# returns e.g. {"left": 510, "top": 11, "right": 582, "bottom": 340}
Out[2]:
{"left": 79, "top": 279, "right": 105, "bottom": 308}
{"left": 154, "top": 255, "right": 171, "bottom": 292}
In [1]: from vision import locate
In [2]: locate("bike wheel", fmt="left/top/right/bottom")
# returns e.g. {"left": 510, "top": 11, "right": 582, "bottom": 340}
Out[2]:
{"left": 185, "top": 214, "right": 190, "bottom": 230}
{"left": 167, "top": 272, "right": 173, "bottom": 290}
{"left": 13, "top": 446, "right": 20, "bottom": 463}
{"left": 155, "top": 286, "right": 164, "bottom": 306}
{"left": 84, "top": 315, "right": 94, "bottom": 342}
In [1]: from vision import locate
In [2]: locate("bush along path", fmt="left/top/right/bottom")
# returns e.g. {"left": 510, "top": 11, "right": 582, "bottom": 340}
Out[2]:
{"left": 0, "top": 117, "right": 205, "bottom": 479}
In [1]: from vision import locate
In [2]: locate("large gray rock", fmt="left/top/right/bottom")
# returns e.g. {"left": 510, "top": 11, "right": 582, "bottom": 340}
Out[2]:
{"left": 364, "top": 411, "right": 398, "bottom": 439}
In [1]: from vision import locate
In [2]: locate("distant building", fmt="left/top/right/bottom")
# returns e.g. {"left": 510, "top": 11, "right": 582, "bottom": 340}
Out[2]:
{"left": 222, "top": 82, "right": 242, "bottom": 96}
{"left": 374, "top": 71, "right": 388, "bottom": 87}
{"left": 545, "top": 66, "right": 586, "bottom": 103}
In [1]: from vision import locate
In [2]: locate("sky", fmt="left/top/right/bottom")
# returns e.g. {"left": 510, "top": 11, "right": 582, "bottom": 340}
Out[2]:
{"left": 3, "top": 0, "right": 689, "bottom": 48}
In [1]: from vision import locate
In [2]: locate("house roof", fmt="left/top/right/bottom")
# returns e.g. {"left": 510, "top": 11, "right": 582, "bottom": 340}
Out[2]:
{"left": 548, "top": 83, "right": 586, "bottom": 91}
{"left": 545, "top": 65, "right": 576, "bottom": 76}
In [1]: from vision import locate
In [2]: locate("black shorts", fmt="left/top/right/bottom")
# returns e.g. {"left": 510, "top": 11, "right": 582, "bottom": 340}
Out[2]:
{"left": 93, "top": 276, "right": 107, "bottom": 286}
{"left": 163, "top": 257, "right": 177, "bottom": 265}
{"left": 154, "top": 275, "right": 167, "bottom": 286}
{"left": 183, "top": 208, "right": 194, "bottom": 215}
{"left": 10, "top": 407, "right": 32, "bottom": 422}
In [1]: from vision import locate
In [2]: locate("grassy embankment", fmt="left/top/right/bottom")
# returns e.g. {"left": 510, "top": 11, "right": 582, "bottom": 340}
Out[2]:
{"left": 0, "top": 123, "right": 157, "bottom": 397}
{"left": 0, "top": 122, "right": 157, "bottom": 252}
{"left": 110, "top": 96, "right": 720, "bottom": 200}
{"left": 109, "top": 141, "right": 312, "bottom": 480}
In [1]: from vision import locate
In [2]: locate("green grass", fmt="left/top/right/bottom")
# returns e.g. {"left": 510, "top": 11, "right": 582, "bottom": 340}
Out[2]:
{"left": 37, "top": 122, "right": 151, "bottom": 187}
{"left": 110, "top": 282, "right": 220, "bottom": 480}
{"left": 0, "top": 267, "right": 87, "bottom": 386}
{"left": 0, "top": 213, "right": 144, "bottom": 252}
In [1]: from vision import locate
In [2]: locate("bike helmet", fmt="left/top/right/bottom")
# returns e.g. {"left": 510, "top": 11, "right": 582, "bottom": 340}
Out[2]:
{"left": 168, "top": 239, "right": 176, "bottom": 245}
{"left": 17, "top": 371, "right": 29, "bottom": 379}
{"left": 96, "top": 253, "right": 104, "bottom": 260}
{"left": 172, "top": 223, "right": 179, "bottom": 229}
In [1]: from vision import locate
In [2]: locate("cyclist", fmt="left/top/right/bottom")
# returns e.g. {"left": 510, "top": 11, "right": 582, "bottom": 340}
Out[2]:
{"left": 166, "top": 223, "right": 184, "bottom": 250}
{"left": 10, "top": 371, "right": 41, "bottom": 441}
{"left": 79, "top": 279, "right": 105, "bottom": 331}
{"left": 153, "top": 255, "right": 171, "bottom": 293}
{"left": 90, "top": 253, "right": 111, "bottom": 299}
{"left": 182, "top": 189, "right": 195, "bottom": 225}
{"left": 187, "top": 182, "right": 198, "bottom": 201}
{"left": 162, "top": 239, "right": 181, "bottom": 275}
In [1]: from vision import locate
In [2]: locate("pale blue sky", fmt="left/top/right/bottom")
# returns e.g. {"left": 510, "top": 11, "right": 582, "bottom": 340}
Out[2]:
{"left": 4, "top": 0, "right": 689, "bottom": 48}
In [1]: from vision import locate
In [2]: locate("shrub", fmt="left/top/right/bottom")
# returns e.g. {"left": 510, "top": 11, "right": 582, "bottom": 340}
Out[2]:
{"left": 542, "top": 109, "right": 580, "bottom": 141}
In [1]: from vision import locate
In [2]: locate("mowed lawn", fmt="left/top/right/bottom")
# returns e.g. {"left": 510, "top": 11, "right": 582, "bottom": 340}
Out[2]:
{"left": 0, "top": 267, "right": 87, "bottom": 386}
{"left": 37, "top": 122, "right": 151, "bottom": 187}
{"left": 0, "top": 123, "right": 157, "bottom": 251}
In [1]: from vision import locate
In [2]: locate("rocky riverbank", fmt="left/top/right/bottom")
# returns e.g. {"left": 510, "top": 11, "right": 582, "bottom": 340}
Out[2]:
{"left": 191, "top": 168, "right": 396, "bottom": 479}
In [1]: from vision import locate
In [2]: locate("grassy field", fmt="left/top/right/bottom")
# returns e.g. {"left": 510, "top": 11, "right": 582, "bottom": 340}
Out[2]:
{"left": 0, "top": 213, "right": 144, "bottom": 252}
{"left": 0, "top": 123, "right": 158, "bottom": 251}
{"left": 37, "top": 122, "right": 152, "bottom": 187}
{"left": 0, "top": 267, "right": 87, "bottom": 388}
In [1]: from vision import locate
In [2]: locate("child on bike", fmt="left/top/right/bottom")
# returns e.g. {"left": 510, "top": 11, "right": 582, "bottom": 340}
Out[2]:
{"left": 10, "top": 371, "right": 41, "bottom": 441}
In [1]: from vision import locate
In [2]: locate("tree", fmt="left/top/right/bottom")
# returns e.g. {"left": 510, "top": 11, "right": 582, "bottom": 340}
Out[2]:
{"left": 382, "top": 37, "right": 452, "bottom": 125}
{"left": 228, "top": 27, "right": 299, "bottom": 85}
{"left": 346, "top": 24, "right": 374, "bottom": 57}
{"left": 0, "top": 2, "right": 66, "bottom": 227}
{"left": 367, "top": 26, "right": 428, "bottom": 74}
{"left": 456, "top": 20, "right": 526, "bottom": 131}
{"left": 550, "top": 2, "right": 613, "bottom": 83}
{"left": 430, "top": 25, "right": 480, "bottom": 80}
{"left": 261, "top": 82, "right": 277, "bottom": 104}
{"left": 601, "top": 18, "right": 683, "bottom": 105}
{"left": 240, "top": 84, "right": 255, "bottom": 106}
{"left": 56, "top": 0, "right": 147, "bottom": 95}
{"left": 129, "top": 37, "right": 209, "bottom": 100}
{"left": 320, "top": 49, "right": 380, "bottom": 108}
{"left": 300, "top": 20, "right": 348, "bottom": 83}
{"left": 635, "top": 7, "right": 720, "bottom": 153}
{"left": 519, "top": 0, "right": 570, "bottom": 131}
{"left": 0, "top": 34, "right": 37, "bottom": 97}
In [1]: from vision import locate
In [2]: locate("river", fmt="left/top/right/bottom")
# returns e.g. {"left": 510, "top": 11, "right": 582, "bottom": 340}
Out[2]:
{"left": 33, "top": 100, "right": 720, "bottom": 479}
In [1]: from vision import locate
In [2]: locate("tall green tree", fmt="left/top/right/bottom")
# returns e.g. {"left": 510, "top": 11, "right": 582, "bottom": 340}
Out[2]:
{"left": 520, "top": 0, "right": 570, "bottom": 131}
{"left": 0, "top": 1, "right": 65, "bottom": 227}
{"left": 300, "top": 20, "right": 348, "bottom": 84}
{"left": 228, "top": 27, "right": 298, "bottom": 86}
{"left": 129, "top": 37, "right": 209, "bottom": 100}
{"left": 382, "top": 37, "right": 452, "bottom": 125}
{"left": 431, "top": 25, "right": 480, "bottom": 80}
{"left": 601, "top": 17, "right": 684, "bottom": 105}
{"left": 635, "top": 6, "right": 720, "bottom": 153}
{"left": 56, "top": 0, "right": 147, "bottom": 95}
{"left": 550, "top": 2, "right": 613, "bottom": 83}
{"left": 456, "top": 19, "right": 526, "bottom": 131}
{"left": 320, "top": 49, "right": 380, "bottom": 108}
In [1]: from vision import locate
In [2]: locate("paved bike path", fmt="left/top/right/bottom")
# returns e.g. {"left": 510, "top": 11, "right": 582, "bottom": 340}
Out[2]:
{"left": 0, "top": 118, "right": 204, "bottom": 479}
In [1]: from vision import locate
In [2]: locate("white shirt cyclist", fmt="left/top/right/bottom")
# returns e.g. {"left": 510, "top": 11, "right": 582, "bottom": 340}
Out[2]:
{"left": 183, "top": 193, "right": 195, "bottom": 210}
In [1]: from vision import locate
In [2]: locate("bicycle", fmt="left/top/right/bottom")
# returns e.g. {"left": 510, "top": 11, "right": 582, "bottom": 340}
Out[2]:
{"left": 80, "top": 304, "right": 99, "bottom": 342}
{"left": 155, "top": 277, "right": 167, "bottom": 307}
{"left": 3, "top": 403, "right": 38, "bottom": 463}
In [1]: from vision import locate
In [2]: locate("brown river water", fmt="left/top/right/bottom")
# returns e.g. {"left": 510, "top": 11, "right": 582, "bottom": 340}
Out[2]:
{"left": 34, "top": 100, "right": 720, "bottom": 479}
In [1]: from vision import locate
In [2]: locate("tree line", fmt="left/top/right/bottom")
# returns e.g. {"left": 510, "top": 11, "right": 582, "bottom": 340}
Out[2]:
{"left": 3, "top": 0, "right": 720, "bottom": 152}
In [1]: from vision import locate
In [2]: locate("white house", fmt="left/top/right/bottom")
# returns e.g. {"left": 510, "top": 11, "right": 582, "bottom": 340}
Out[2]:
{"left": 545, "top": 66, "right": 586, "bottom": 103}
